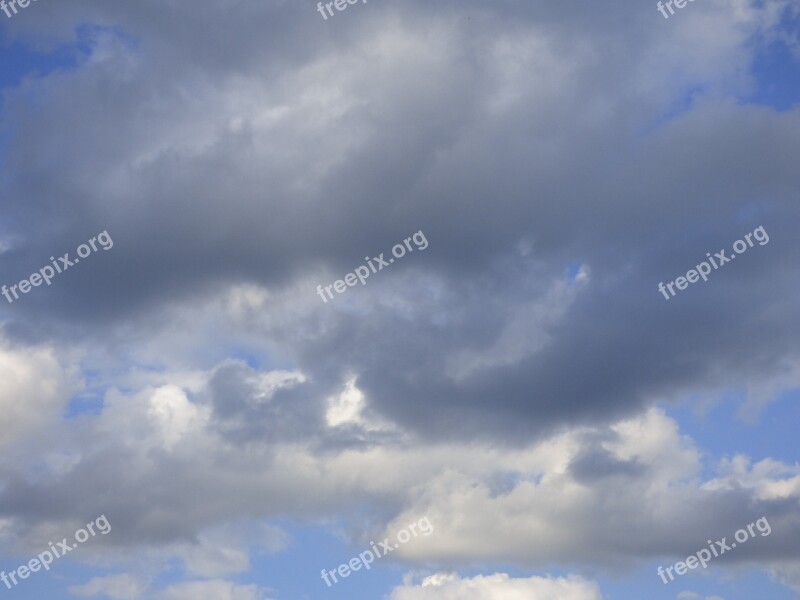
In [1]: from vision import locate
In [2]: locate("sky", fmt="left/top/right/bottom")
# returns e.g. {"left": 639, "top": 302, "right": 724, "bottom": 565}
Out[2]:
{"left": 0, "top": 0, "right": 799, "bottom": 599}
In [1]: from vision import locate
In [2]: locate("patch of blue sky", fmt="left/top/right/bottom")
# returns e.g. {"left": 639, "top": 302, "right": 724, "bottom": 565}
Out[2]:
{"left": 734, "top": 201, "right": 773, "bottom": 225}
{"left": 0, "top": 34, "right": 77, "bottom": 92}
{"left": 743, "top": 7, "right": 800, "bottom": 111}
{"left": 251, "top": 519, "right": 417, "bottom": 600}
{"left": 664, "top": 386, "right": 800, "bottom": 466}
{"left": 0, "top": 23, "right": 139, "bottom": 99}
{"left": 566, "top": 260, "right": 585, "bottom": 283}
{"left": 65, "top": 392, "right": 104, "bottom": 418}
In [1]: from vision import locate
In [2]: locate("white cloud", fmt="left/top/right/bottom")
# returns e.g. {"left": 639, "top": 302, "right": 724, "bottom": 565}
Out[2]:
{"left": 388, "top": 572, "right": 602, "bottom": 600}
{"left": 769, "top": 563, "right": 800, "bottom": 593}
{"left": 0, "top": 340, "right": 73, "bottom": 450}
{"left": 69, "top": 574, "right": 148, "bottom": 600}
{"left": 383, "top": 409, "right": 705, "bottom": 565}
{"left": 676, "top": 593, "right": 725, "bottom": 600}
{"left": 97, "top": 384, "right": 210, "bottom": 452}
{"left": 147, "top": 385, "right": 209, "bottom": 449}
{"left": 5, "top": 365, "right": 798, "bottom": 578}
{"left": 325, "top": 376, "right": 395, "bottom": 432}
{"left": 326, "top": 376, "right": 367, "bottom": 427}
{"left": 172, "top": 523, "right": 287, "bottom": 578}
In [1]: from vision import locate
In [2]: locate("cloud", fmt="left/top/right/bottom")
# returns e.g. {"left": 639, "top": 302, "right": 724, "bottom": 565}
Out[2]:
{"left": 69, "top": 574, "right": 148, "bottom": 600}
{"left": 70, "top": 573, "right": 271, "bottom": 600}
{"left": 0, "top": 360, "right": 796, "bottom": 576}
{"left": 768, "top": 563, "right": 800, "bottom": 593}
{"left": 1, "top": 0, "right": 799, "bottom": 448}
{"left": 0, "top": 339, "right": 74, "bottom": 451}
{"left": 172, "top": 524, "right": 287, "bottom": 579}
{"left": 676, "top": 593, "right": 725, "bottom": 600}
{"left": 0, "top": 0, "right": 799, "bottom": 597}
{"left": 387, "top": 572, "right": 602, "bottom": 600}
{"left": 156, "top": 579, "right": 268, "bottom": 600}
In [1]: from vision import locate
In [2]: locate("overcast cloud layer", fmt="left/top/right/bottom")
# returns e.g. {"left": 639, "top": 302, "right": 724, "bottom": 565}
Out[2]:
{"left": 0, "top": 0, "right": 799, "bottom": 598}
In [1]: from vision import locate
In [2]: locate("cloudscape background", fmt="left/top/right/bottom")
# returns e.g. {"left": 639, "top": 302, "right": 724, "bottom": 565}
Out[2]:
{"left": 1, "top": 0, "right": 799, "bottom": 598}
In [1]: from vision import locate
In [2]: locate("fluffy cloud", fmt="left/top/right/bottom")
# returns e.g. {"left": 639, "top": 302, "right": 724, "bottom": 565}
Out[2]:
{"left": 69, "top": 574, "right": 148, "bottom": 600}
{"left": 0, "top": 356, "right": 796, "bottom": 577}
{"left": 387, "top": 572, "right": 602, "bottom": 600}
{"left": 0, "top": 340, "right": 73, "bottom": 451}
{"left": 379, "top": 409, "right": 798, "bottom": 567}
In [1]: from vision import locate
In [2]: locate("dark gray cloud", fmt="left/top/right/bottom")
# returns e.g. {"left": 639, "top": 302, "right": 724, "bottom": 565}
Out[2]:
{"left": 1, "top": 0, "right": 798, "bottom": 446}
